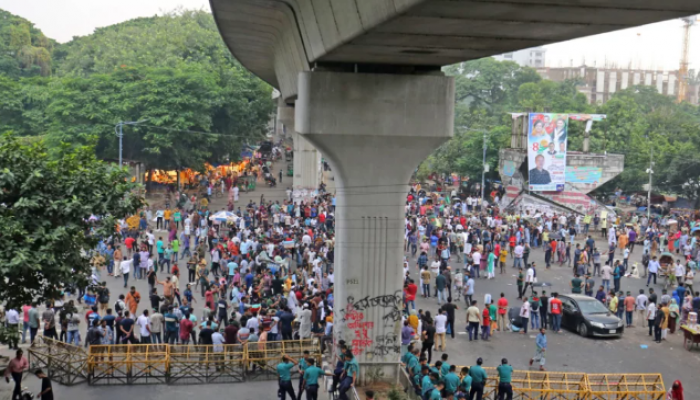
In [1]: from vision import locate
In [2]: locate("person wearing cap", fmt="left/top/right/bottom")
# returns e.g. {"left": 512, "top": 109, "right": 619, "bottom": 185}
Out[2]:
{"left": 496, "top": 358, "right": 514, "bottom": 400}
{"left": 468, "top": 357, "right": 487, "bottom": 400}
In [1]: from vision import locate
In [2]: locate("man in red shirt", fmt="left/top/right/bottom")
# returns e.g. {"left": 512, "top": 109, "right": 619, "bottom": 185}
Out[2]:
{"left": 497, "top": 293, "right": 509, "bottom": 331}
{"left": 179, "top": 315, "right": 194, "bottom": 345}
{"left": 481, "top": 306, "right": 491, "bottom": 341}
{"left": 125, "top": 236, "right": 135, "bottom": 257}
{"left": 404, "top": 280, "right": 418, "bottom": 311}
{"left": 549, "top": 293, "right": 563, "bottom": 333}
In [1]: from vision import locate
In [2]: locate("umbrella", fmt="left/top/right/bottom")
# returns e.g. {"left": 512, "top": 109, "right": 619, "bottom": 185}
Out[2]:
{"left": 209, "top": 211, "right": 237, "bottom": 222}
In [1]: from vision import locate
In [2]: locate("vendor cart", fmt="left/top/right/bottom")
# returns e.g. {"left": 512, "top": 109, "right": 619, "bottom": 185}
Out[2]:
{"left": 681, "top": 325, "right": 700, "bottom": 351}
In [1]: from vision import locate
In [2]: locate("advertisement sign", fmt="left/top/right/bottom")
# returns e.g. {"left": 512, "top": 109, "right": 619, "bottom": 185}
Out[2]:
{"left": 528, "top": 113, "right": 568, "bottom": 191}
{"left": 565, "top": 166, "right": 602, "bottom": 184}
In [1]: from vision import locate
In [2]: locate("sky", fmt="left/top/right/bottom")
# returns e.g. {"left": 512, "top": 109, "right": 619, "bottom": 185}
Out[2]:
{"left": 1, "top": 0, "right": 700, "bottom": 72}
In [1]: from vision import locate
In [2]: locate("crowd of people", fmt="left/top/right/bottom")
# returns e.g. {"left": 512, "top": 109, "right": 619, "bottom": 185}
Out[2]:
{"left": 3, "top": 173, "right": 697, "bottom": 400}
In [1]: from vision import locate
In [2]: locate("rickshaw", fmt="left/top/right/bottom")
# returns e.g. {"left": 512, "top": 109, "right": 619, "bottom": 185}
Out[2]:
{"left": 287, "top": 162, "right": 293, "bottom": 177}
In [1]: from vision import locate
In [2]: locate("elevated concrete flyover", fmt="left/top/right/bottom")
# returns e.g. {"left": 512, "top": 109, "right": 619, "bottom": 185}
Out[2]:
{"left": 210, "top": 0, "right": 700, "bottom": 101}
{"left": 209, "top": 0, "right": 700, "bottom": 384}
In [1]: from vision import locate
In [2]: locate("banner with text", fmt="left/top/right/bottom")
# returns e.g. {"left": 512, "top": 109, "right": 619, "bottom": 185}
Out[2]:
{"left": 528, "top": 113, "right": 568, "bottom": 191}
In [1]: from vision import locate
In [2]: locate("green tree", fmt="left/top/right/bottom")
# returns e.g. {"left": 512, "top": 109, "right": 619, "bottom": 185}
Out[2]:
{"left": 0, "top": 135, "right": 142, "bottom": 305}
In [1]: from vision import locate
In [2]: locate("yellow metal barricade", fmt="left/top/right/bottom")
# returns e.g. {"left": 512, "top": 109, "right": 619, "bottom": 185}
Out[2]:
{"left": 88, "top": 344, "right": 168, "bottom": 385}
{"left": 28, "top": 337, "right": 88, "bottom": 386}
{"left": 587, "top": 373, "right": 665, "bottom": 400}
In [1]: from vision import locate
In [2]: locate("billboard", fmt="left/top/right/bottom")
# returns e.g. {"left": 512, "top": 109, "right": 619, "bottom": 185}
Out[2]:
{"left": 566, "top": 166, "right": 602, "bottom": 184}
{"left": 528, "top": 113, "right": 567, "bottom": 191}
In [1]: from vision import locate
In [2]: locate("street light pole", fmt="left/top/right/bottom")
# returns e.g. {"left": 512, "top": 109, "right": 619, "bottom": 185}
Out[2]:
{"left": 115, "top": 119, "right": 148, "bottom": 169}
{"left": 481, "top": 132, "right": 487, "bottom": 202}
{"left": 647, "top": 146, "right": 653, "bottom": 220}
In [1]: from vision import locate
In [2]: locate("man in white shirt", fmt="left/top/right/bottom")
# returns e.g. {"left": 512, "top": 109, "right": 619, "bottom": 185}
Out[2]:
{"left": 647, "top": 256, "right": 660, "bottom": 286}
{"left": 6, "top": 308, "right": 19, "bottom": 349}
{"left": 136, "top": 310, "right": 151, "bottom": 344}
{"left": 472, "top": 251, "right": 482, "bottom": 279}
{"left": 434, "top": 309, "right": 448, "bottom": 351}
{"left": 524, "top": 264, "right": 535, "bottom": 296}
{"left": 120, "top": 258, "right": 133, "bottom": 288}
{"left": 246, "top": 315, "right": 260, "bottom": 332}
{"left": 513, "top": 244, "right": 524, "bottom": 269}
{"left": 429, "top": 260, "right": 441, "bottom": 296}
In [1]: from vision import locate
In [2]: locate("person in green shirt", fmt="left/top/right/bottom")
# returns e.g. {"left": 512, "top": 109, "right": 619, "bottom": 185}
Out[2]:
{"left": 277, "top": 355, "right": 299, "bottom": 400}
{"left": 458, "top": 367, "right": 472, "bottom": 398}
{"left": 431, "top": 361, "right": 442, "bottom": 377}
{"left": 496, "top": 358, "right": 514, "bottom": 400}
{"left": 339, "top": 353, "right": 359, "bottom": 400}
{"left": 489, "top": 302, "right": 497, "bottom": 325}
{"left": 571, "top": 274, "right": 583, "bottom": 294}
{"left": 430, "top": 380, "right": 444, "bottom": 400}
{"left": 302, "top": 358, "right": 329, "bottom": 400}
{"left": 517, "top": 268, "right": 525, "bottom": 300}
{"left": 421, "top": 371, "right": 435, "bottom": 398}
{"left": 439, "top": 353, "right": 450, "bottom": 377}
{"left": 468, "top": 358, "right": 488, "bottom": 400}
{"left": 171, "top": 239, "right": 180, "bottom": 263}
{"left": 443, "top": 365, "right": 460, "bottom": 397}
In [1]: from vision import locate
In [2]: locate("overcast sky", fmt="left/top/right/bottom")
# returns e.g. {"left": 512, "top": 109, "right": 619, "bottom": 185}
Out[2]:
{"left": 2, "top": 0, "right": 700, "bottom": 72}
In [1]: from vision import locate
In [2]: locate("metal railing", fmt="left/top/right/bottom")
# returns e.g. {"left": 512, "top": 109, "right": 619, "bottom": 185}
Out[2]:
{"left": 27, "top": 337, "right": 88, "bottom": 386}
{"left": 86, "top": 339, "right": 321, "bottom": 386}
{"left": 30, "top": 337, "right": 321, "bottom": 386}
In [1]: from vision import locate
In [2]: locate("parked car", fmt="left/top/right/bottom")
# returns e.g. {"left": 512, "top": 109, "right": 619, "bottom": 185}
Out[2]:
{"left": 559, "top": 294, "right": 624, "bottom": 338}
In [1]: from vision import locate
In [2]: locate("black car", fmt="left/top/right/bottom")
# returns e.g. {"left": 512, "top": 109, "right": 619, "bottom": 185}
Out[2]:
{"left": 559, "top": 294, "right": 624, "bottom": 338}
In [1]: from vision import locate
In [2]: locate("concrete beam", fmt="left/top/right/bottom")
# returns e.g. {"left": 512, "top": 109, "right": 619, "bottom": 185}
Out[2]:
{"left": 295, "top": 71, "right": 454, "bottom": 381}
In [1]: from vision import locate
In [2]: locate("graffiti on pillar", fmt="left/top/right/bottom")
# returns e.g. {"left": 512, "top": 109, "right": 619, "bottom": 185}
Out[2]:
{"left": 342, "top": 291, "right": 403, "bottom": 355}
{"left": 345, "top": 303, "right": 374, "bottom": 355}
{"left": 367, "top": 333, "right": 400, "bottom": 357}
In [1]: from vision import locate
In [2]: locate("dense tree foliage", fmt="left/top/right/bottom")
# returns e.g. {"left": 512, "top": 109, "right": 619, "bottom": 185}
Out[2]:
{"left": 419, "top": 59, "right": 700, "bottom": 203}
{"left": 0, "top": 9, "right": 54, "bottom": 78}
{"left": 0, "top": 135, "right": 142, "bottom": 305}
{"left": 0, "top": 8, "right": 274, "bottom": 171}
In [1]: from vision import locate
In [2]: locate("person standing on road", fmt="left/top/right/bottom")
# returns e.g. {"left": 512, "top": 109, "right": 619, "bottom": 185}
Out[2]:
{"left": 4, "top": 349, "right": 28, "bottom": 400}
{"left": 636, "top": 289, "right": 648, "bottom": 328}
{"left": 442, "top": 297, "right": 458, "bottom": 340}
{"left": 497, "top": 293, "right": 509, "bottom": 331}
{"left": 277, "top": 355, "right": 299, "bottom": 400}
{"left": 623, "top": 291, "right": 635, "bottom": 327}
{"left": 466, "top": 301, "right": 480, "bottom": 342}
{"left": 519, "top": 298, "right": 531, "bottom": 335}
{"left": 529, "top": 328, "right": 547, "bottom": 371}
{"left": 467, "top": 357, "right": 487, "bottom": 400}
{"left": 549, "top": 293, "right": 562, "bottom": 333}
{"left": 647, "top": 256, "right": 660, "bottom": 286}
{"left": 496, "top": 358, "right": 514, "bottom": 400}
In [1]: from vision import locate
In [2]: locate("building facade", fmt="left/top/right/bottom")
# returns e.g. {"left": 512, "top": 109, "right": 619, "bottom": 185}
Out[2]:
{"left": 537, "top": 66, "right": 700, "bottom": 105}
{"left": 493, "top": 46, "right": 546, "bottom": 68}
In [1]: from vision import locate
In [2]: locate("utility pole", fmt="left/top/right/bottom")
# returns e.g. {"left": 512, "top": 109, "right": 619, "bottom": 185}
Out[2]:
{"left": 481, "top": 131, "right": 487, "bottom": 202}
{"left": 115, "top": 119, "right": 149, "bottom": 169}
{"left": 646, "top": 146, "right": 654, "bottom": 220}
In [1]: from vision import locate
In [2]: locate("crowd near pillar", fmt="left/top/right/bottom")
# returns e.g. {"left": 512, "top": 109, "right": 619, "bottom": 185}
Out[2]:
{"left": 295, "top": 71, "right": 454, "bottom": 382}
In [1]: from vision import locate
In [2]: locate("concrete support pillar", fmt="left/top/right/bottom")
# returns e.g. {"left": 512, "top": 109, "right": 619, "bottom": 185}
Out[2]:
{"left": 278, "top": 100, "right": 319, "bottom": 191}
{"left": 292, "top": 131, "right": 319, "bottom": 190}
{"left": 296, "top": 71, "right": 454, "bottom": 382}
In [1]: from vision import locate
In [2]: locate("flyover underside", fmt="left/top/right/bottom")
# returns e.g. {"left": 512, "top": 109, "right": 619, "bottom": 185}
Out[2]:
{"left": 210, "top": 0, "right": 700, "bottom": 101}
